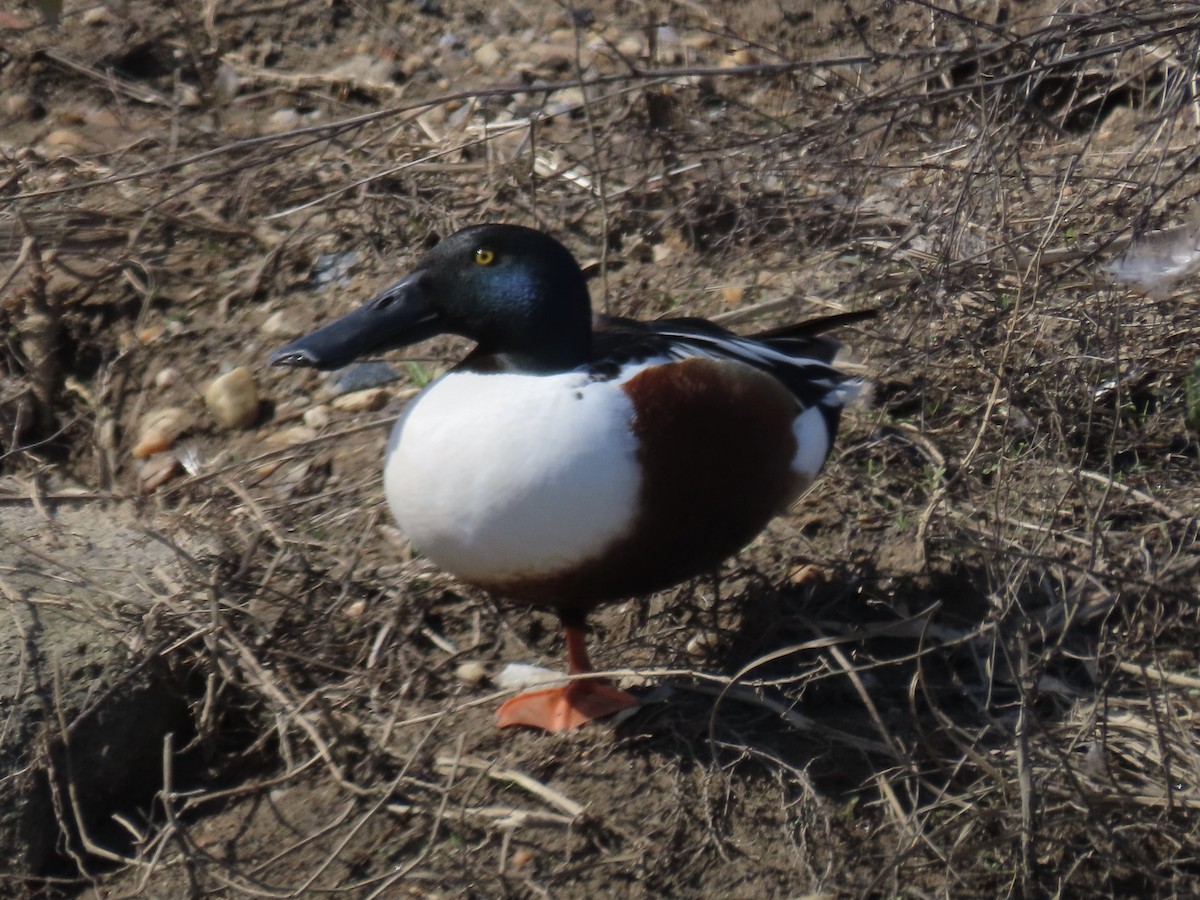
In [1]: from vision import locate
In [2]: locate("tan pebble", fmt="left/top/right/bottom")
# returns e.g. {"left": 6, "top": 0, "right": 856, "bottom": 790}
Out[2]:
{"left": 302, "top": 405, "right": 331, "bottom": 428}
{"left": 550, "top": 86, "right": 585, "bottom": 109}
{"left": 80, "top": 5, "right": 110, "bottom": 25}
{"left": 266, "top": 108, "right": 300, "bottom": 132}
{"left": 616, "top": 36, "right": 643, "bottom": 57}
{"left": 509, "top": 849, "right": 534, "bottom": 869}
{"left": 137, "top": 325, "right": 164, "bottom": 344}
{"left": 723, "top": 48, "right": 760, "bottom": 68}
{"left": 399, "top": 52, "right": 428, "bottom": 77}
{"left": 344, "top": 598, "right": 367, "bottom": 620}
{"left": 132, "top": 407, "right": 190, "bottom": 458}
{"left": 332, "top": 387, "right": 389, "bottom": 412}
{"left": 789, "top": 563, "right": 826, "bottom": 587}
{"left": 473, "top": 41, "right": 504, "bottom": 69}
{"left": 686, "top": 632, "right": 720, "bottom": 658}
{"left": 721, "top": 286, "right": 745, "bottom": 306}
{"left": 682, "top": 32, "right": 718, "bottom": 50}
{"left": 455, "top": 661, "right": 488, "bottom": 688}
{"left": 263, "top": 425, "right": 317, "bottom": 448}
{"left": 4, "top": 92, "right": 35, "bottom": 119}
{"left": 140, "top": 454, "right": 182, "bottom": 491}
{"left": 205, "top": 367, "right": 260, "bottom": 429}
{"left": 526, "top": 42, "right": 572, "bottom": 71}
{"left": 154, "top": 367, "right": 180, "bottom": 390}
{"left": 261, "top": 309, "right": 296, "bottom": 337}
{"left": 41, "top": 129, "right": 86, "bottom": 154}
{"left": 85, "top": 107, "right": 120, "bottom": 129}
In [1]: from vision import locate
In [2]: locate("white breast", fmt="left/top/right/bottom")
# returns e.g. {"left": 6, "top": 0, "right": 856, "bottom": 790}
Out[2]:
{"left": 384, "top": 366, "right": 648, "bottom": 583}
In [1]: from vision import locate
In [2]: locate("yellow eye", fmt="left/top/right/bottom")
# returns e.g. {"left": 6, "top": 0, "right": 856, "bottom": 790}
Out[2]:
{"left": 474, "top": 247, "right": 496, "bottom": 266}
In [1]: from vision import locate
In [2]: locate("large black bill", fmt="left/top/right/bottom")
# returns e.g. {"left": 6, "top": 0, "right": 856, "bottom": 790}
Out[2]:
{"left": 269, "top": 273, "right": 442, "bottom": 371}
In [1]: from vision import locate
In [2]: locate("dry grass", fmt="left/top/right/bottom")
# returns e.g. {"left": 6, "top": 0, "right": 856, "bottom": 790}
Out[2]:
{"left": 4, "top": 0, "right": 1200, "bottom": 896}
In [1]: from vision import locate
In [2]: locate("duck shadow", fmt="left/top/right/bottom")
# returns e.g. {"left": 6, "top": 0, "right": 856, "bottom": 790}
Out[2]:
{"left": 604, "top": 556, "right": 1100, "bottom": 799}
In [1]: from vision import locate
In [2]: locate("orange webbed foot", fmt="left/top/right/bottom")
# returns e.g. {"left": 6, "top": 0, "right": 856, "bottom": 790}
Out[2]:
{"left": 496, "top": 678, "right": 638, "bottom": 732}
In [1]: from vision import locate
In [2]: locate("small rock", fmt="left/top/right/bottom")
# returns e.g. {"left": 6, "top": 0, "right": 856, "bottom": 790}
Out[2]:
{"left": 344, "top": 599, "right": 367, "bottom": 620}
{"left": 685, "top": 632, "right": 720, "bottom": 659}
{"left": 204, "top": 367, "right": 260, "bottom": 429}
{"left": 80, "top": 5, "right": 111, "bottom": 25}
{"left": 682, "top": 32, "right": 718, "bottom": 50}
{"left": 332, "top": 387, "right": 389, "bottom": 412}
{"left": 132, "top": 407, "right": 190, "bottom": 458}
{"left": 261, "top": 310, "right": 296, "bottom": 337}
{"left": 473, "top": 40, "right": 504, "bottom": 69}
{"left": 213, "top": 62, "right": 241, "bottom": 104}
{"left": 325, "top": 53, "right": 393, "bottom": 84}
{"left": 302, "top": 405, "right": 331, "bottom": 428}
{"left": 4, "top": 92, "right": 36, "bottom": 120}
{"left": 399, "top": 52, "right": 429, "bottom": 78}
{"left": 154, "top": 367, "right": 180, "bottom": 390}
{"left": 455, "top": 661, "right": 488, "bottom": 688}
{"left": 140, "top": 454, "right": 182, "bottom": 492}
{"left": 262, "top": 425, "right": 317, "bottom": 448}
{"left": 509, "top": 848, "right": 534, "bottom": 869}
{"left": 266, "top": 108, "right": 300, "bottom": 132}
{"left": 616, "top": 35, "right": 643, "bottom": 58}
{"left": 789, "top": 563, "right": 826, "bottom": 587}
{"left": 40, "top": 129, "right": 86, "bottom": 156}
{"left": 723, "top": 48, "right": 760, "bottom": 68}
{"left": 495, "top": 663, "right": 559, "bottom": 691}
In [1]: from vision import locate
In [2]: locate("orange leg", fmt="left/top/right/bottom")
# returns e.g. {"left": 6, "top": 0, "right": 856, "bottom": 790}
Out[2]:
{"left": 496, "top": 624, "right": 638, "bottom": 732}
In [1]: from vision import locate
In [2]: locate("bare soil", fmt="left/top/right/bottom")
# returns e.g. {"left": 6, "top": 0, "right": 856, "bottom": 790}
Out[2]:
{"left": 4, "top": 0, "right": 1200, "bottom": 897}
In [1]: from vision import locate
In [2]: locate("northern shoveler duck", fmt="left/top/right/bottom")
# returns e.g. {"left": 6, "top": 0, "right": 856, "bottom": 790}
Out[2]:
{"left": 271, "top": 224, "right": 869, "bottom": 733}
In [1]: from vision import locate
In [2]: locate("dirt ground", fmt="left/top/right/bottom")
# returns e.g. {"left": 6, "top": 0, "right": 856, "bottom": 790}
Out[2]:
{"left": 4, "top": 0, "right": 1200, "bottom": 896}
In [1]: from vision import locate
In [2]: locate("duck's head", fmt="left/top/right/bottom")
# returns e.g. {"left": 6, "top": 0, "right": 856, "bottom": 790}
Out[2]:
{"left": 270, "top": 224, "right": 593, "bottom": 373}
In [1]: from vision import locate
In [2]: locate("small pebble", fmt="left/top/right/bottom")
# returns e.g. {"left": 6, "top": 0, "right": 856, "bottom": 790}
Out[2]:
{"left": 723, "top": 48, "right": 760, "bottom": 67}
{"left": 789, "top": 563, "right": 826, "bottom": 586}
{"left": 302, "top": 405, "right": 331, "bottom": 428}
{"left": 40, "top": 129, "right": 86, "bottom": 157}
{"left": 266, "top": 108, "right": 300, "bottom": 132}
{"left": 509, "top": 849, "right": 534, "bottom": 869}
{"left": 3, "top": 92, "right": 35, "bottom": 120}
{"left": 495, "top": 663, "right": 559, "bottom": 690}
{"left": 205, "top": 367, "right": 260, "bottom": 429}
{"left": 344, "top": 599, "right": 367, "bottom": 620}
{"left": 262, "top": 425, "right": 317, "bottom": 447}
{"left": 685, "top": 632, "right": 721, "bottom": 658}
{"left": 261, "top": 310, "right": 297, "bottom": 337}
{"left": 473, "top": 40, "right": 504, "bottom": 69}
{"left": 132, "top": 407, "right": 190, "bottom": 458}
{"left": 154, "top": 367, "right": 180, "bottom": 390}
{"left": 455, "top": 661, "right": 488, "bottom": 688}
{"left": 140, "top": 454, "right": 182, "bottom": 491}
{"left": 332, "top": 387, "right": 389, "bottom": 412}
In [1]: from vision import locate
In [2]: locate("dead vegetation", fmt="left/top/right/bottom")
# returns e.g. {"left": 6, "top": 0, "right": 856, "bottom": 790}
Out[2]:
{"left": 3, "top": 0, "right": 1200, "bottom": 896}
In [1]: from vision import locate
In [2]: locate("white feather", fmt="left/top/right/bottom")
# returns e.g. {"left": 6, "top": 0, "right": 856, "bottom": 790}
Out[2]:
{"left": 1106, "top": 213, "right": 1200, "bottom": 298}
{"left": 791, "top": 405, "right": 831, "bottom": 480}
{"left": 384, "top": 365, "right": 648, "bottom": 582}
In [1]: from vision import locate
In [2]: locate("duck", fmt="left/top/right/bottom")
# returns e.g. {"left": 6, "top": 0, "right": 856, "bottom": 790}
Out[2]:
{"left": 270, "top": 224, "right": 870, "bottom": 733}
